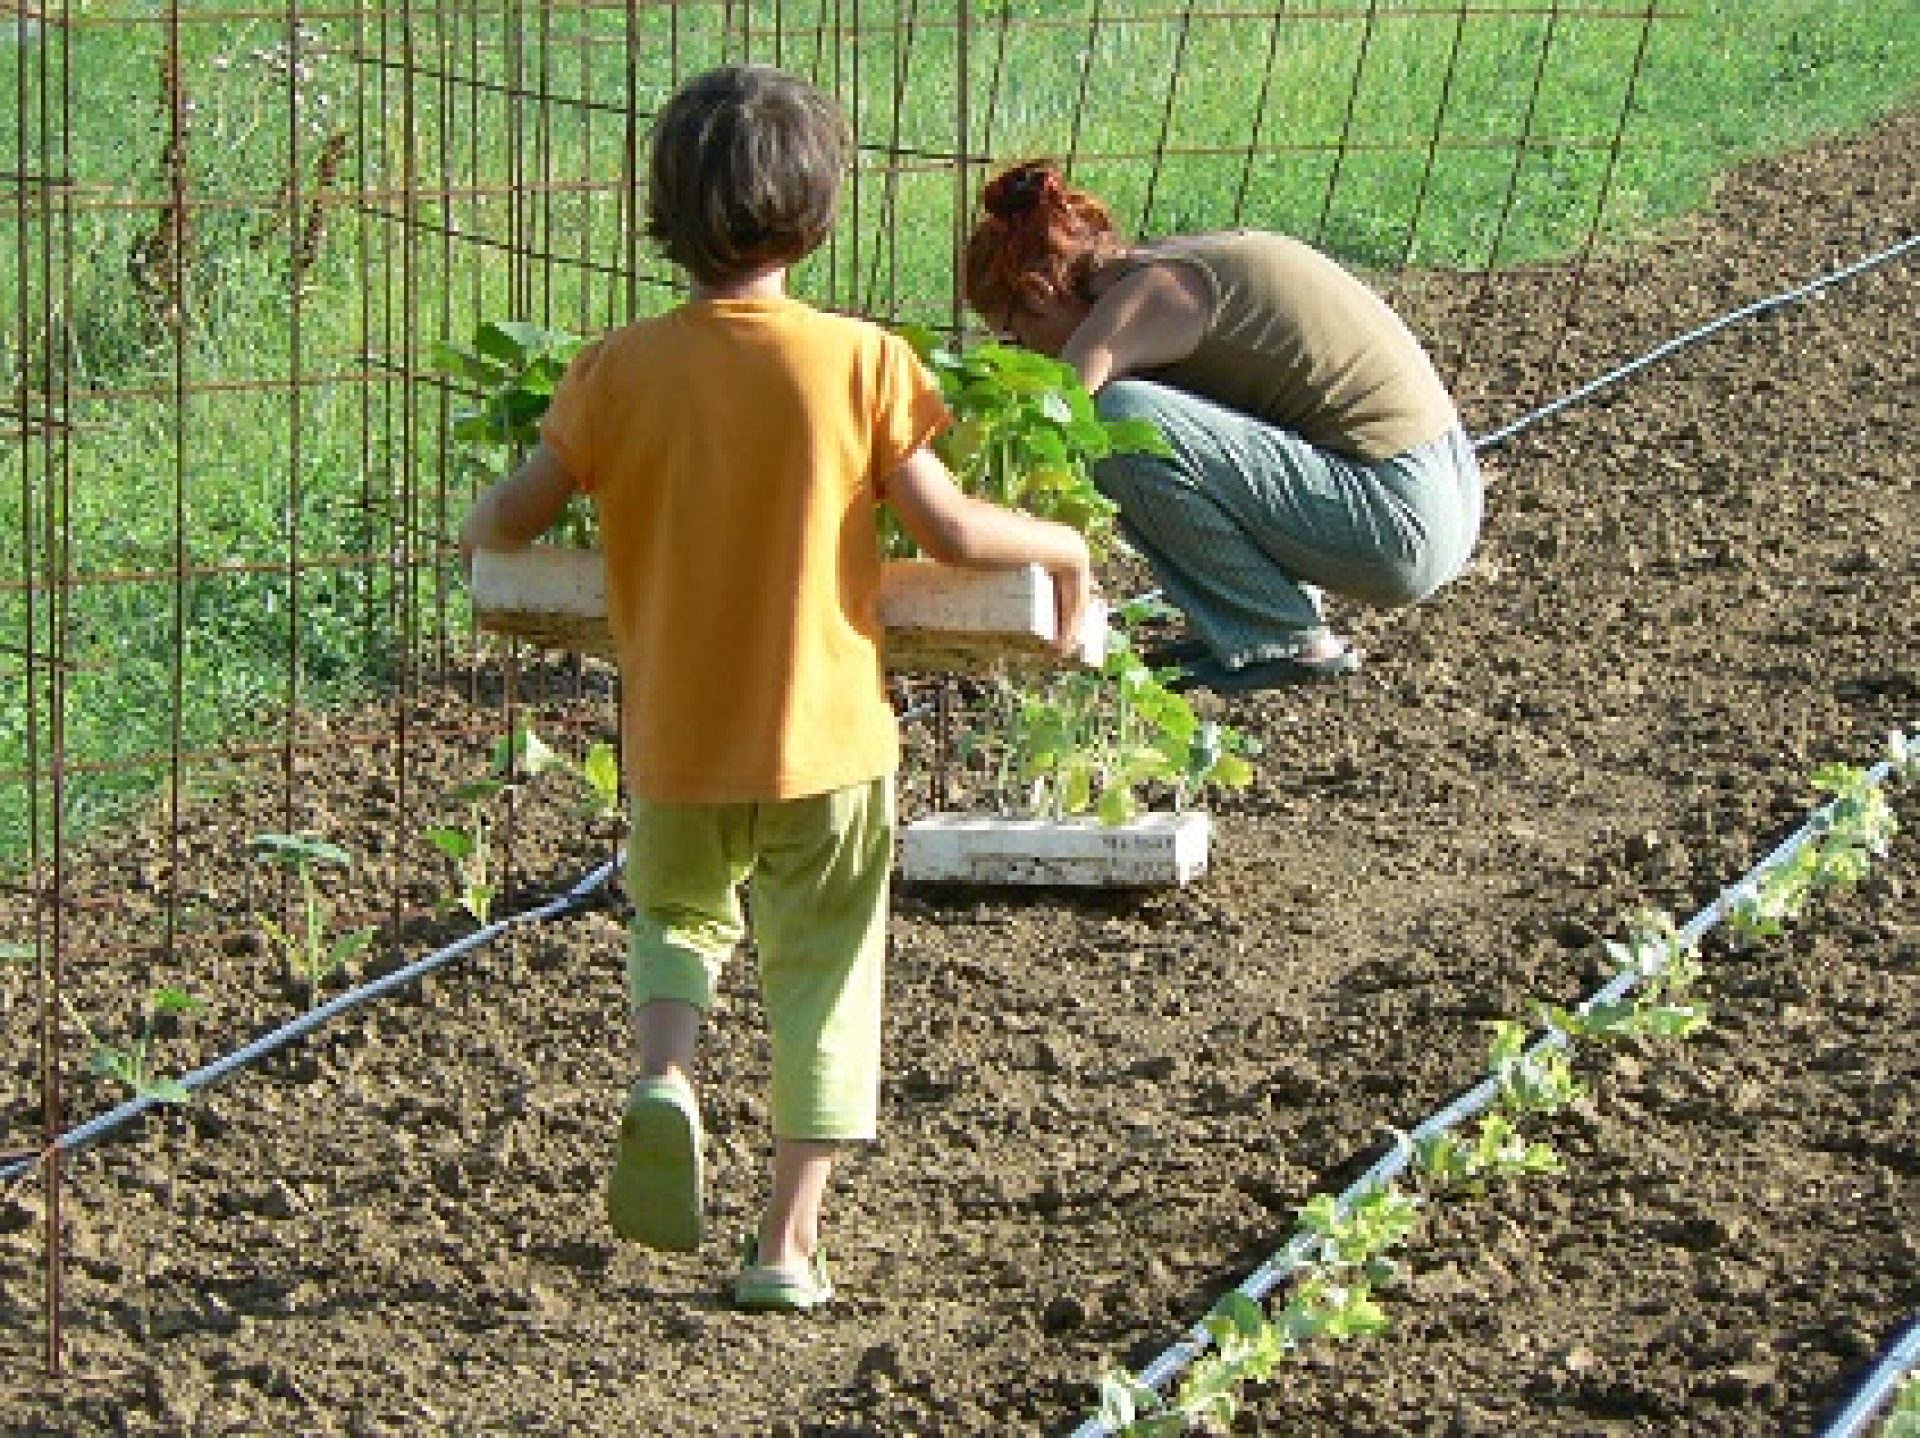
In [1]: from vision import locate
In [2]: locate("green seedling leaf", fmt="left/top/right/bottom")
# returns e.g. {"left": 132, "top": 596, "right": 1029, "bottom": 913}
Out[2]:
{"left": 1208, "top": 1291, "right": 1267, "bottom": 1341}
{"left": 0, "top": 942, "right": 35, "bottom": 964}
{"left": 426, "top": 341, "right": 509, "bottom": 386}
{"left": 145, "top": 1078, "right": 194, "bottom": 1106}
{"left": 446, "top": 778, "right": 505, "bottom": 807}
{"left": 1097, "top": 784, "right": 1137, "bottom": 827}
{"left": 149, "top": 987, "right": 205, "bottom": 1016}
{"left": 582, "top": 741, "right": 621, "bottom": 813}
{"left": 491, "top": 725, "right": 562, "bottom": 779}
{"left": 251, "top": 831, "right": 352, "bottom": 868}
{"left": 331, "top": 927, "right": 376, "bottom": 964}
{"left": 424, "top": 825, "right": 476, "bottom": 860}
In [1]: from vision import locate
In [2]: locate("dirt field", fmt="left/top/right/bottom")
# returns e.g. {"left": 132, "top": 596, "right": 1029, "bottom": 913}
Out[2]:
{"left": 3, "top": 109, "right": 1917, "bottom": 1436}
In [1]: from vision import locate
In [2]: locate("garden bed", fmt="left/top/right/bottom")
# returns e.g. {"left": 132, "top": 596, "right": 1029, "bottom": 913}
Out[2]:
{"left": 3, "top": 110, "right": 1917, "bottom": 1436}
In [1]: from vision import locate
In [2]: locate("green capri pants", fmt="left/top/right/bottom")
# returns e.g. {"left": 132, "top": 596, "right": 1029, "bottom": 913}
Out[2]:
{"left": 625, "top": 776, "right": 894, "bottom": 1142}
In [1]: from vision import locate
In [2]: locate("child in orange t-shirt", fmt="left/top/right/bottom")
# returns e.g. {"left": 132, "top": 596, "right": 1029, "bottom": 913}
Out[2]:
{"left": 460, "top": 65, "right": 1092, "bottom": 1311}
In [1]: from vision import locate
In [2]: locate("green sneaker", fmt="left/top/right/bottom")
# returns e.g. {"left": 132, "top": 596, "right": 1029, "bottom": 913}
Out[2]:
{"left": 733, "top": 1237, "right": 834, "bottom": 1313}
{"left": 605, "top": 1076, "right": 703, "bottom": 1252}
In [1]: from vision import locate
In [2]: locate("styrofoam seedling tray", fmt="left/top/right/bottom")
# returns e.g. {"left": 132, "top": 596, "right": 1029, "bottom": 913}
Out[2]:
{"left": 898, "top": 810, "right": 1210, "bottom": 888}
{"left": 470, "top": 548, "right": 1106, "bottom": 672}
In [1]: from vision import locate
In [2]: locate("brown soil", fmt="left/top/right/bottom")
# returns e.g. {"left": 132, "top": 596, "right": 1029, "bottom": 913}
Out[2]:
{"left": 3, "top": 110, "right": 1917, "bottom": 1437}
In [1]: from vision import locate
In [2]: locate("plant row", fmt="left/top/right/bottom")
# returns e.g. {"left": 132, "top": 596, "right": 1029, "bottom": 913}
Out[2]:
{"left": 1092, "top": 734, "right": 1920, "bottom": 1436}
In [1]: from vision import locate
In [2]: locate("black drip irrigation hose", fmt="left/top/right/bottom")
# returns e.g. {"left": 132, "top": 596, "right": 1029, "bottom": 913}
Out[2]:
{"left": 1071, "top": 755, "right": 1909, "bottom": 1437}
{"left": 1471, "top": 232, "right": 1919, "bottom": 454}
{"left": 1819, "top": 1316, "right": 1920, "bottom": 1438}
{"left": 2, "top": 858, "right": 621, "bottom": 1187}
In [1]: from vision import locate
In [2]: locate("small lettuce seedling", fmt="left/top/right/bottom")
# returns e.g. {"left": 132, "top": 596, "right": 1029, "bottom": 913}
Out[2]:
{"left": 249, "top": 831, "right": 376, "bottom": 1009}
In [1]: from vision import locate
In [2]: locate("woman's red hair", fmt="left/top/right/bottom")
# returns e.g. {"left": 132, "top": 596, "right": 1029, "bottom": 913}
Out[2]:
{"left": 962, "top": 159, "right": 1124, "bottom": 324}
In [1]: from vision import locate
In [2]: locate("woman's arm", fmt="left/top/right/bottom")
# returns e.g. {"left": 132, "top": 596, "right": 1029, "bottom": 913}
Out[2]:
{"left": 1059, "top": 261, "right": 1211, "bottom": 393}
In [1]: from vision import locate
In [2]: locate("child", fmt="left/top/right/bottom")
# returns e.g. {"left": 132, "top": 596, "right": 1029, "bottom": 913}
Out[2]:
{"left": 460, "top": 66, "right": 1093, "bottom": 1312}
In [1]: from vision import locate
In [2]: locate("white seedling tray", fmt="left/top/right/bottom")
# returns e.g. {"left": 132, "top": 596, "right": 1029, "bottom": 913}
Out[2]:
{"left": 470, "top": 548, "right": 1106, "bottom": 672}
{"left": 899, "top": 810, "right": 1210, "bottom": 888}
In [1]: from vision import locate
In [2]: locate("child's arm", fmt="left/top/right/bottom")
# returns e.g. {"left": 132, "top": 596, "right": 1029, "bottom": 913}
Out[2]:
{"left": 458, "top": 442, "right": 578, "bottom": 575}
{"left": 883, "top": 446, "right": 1095, "bottom": 655}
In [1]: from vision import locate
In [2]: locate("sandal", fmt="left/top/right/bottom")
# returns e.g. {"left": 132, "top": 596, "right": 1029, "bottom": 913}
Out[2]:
{"left": 1169, "top": 646, "right": 1363, "bottom": 694}
{"left": 733, "top": 1236, "right": 834, "bottom": 1313}
{"left": 605, "top": 1075, "right": 704, "bottom": 1252}
{"left": 1137, "top": 634, "right": 1212, "bottom": 669}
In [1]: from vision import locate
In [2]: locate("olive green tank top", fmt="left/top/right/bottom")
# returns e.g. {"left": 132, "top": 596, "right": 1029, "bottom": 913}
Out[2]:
{"left": 1121, "top": 231, "right": 1457, "bottom": 461}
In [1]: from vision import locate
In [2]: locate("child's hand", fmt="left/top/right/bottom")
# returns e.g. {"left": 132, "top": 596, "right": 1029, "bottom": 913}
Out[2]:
{"left": 458, "top": 442, "right": 579, "bottom": 578}
{"left": 1048, "top": 540, "right": 1095, "bottom": 657}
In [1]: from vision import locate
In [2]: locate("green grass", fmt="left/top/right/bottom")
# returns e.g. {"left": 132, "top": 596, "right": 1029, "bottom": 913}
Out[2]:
{"left": 1, "top": 0, "right": 1916, "bottom": 869}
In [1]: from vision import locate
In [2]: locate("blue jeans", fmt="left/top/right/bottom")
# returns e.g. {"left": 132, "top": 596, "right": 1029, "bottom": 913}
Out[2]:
{"left": 1094, "top": 379, "right": 1484, "bottom": 666}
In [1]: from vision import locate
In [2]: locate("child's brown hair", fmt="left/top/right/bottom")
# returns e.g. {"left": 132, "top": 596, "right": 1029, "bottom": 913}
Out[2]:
{"left": 647, "top": 66, "right": 851, "bottom": 286}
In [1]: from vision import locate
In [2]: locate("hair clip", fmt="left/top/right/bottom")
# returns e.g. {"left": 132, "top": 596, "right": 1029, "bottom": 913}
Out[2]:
{"left": 983, "top": 163, "right": 1056, "bottom": 220}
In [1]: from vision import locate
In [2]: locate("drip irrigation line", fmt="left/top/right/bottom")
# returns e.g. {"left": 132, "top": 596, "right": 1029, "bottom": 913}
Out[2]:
{"left": 1472, "top": 232, "right": 1920, "bottom": 453}
{"left": 1, "top": 857, "right": 621, "bottom": 1187}
{"left": 1819, "top": 1316, "right": 1920, "bottom": 1438}
{"left": 1073, "top": 754, "right": 1904, "bottom": 1436}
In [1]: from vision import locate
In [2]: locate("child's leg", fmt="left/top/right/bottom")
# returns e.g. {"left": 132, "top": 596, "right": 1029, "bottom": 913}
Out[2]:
{"left": 612, "top": 798, "right": 754, "bottom": 1249}
{"left": 745, "top": 776, "right": 894, "bottom": 1270}
{"left": 637, "top": 995, "right": 700, "bottom": 1088}
{"left": 763, "top": 1140, "right": 836, "bottom": 1268}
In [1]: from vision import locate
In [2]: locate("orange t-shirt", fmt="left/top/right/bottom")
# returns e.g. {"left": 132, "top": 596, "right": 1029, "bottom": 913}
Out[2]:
{"left": 540, "top": 296, "right": 948, "bottom": 803}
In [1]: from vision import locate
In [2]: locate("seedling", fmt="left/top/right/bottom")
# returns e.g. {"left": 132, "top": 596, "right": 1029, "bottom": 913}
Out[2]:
{"left": 889, "top": 329, "right": 1172, "bottom": 559}
{"left": 579, "top": 739, "right": 621, "bottom": 821}
{"left": 1091, "top": 744, "right": 1914, "bottom": 1436}
{"left": 1097, "top": 1185, "right": 1414, "bottom": 1435}
{"left": 970, "top": 614, "right": 1258, "bottom": 825}
{"left": 1546, "top": 909, "right": 1708, "bottom": 1042}
{"left": 249, "top": 831, "right": 376, "bottom": 1008}
{"left": 1, "top": 949, "right": 206, "bottom": 1106}
{"left": 1414, "top": 1112, "right": 1564, "bottom": 1191}
{"left": 431, "top": 319, "right": 594, "bottom": 545}
{"left": 1886, "top": 1369, "right": 1920, "bottom": 1438}
{"left": 425, "top": 723, "right": 565, "bottom": 926}
{"left": 1730, "top": 756, "right": 1903, "bottom": 944}
{"left": 1487, "top": 1019, "right": 1585, "bottom": 1115}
